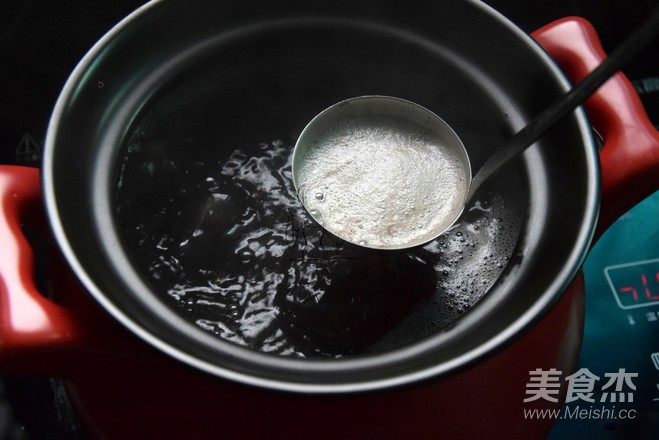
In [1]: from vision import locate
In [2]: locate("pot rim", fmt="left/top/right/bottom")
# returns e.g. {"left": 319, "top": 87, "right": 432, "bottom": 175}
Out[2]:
{"left": 42, "top": 0, "right": 599, "bottom": 393}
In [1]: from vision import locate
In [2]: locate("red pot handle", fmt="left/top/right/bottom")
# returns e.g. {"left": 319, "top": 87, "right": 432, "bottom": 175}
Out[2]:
{"left": 532, "top": 17, "right": 659, "bottom": 239}
{"left": 0, "top": 165, "right": 149, "bottom": 377}
{"left": 0, "top": 165, "right": 88, "bottom": 374}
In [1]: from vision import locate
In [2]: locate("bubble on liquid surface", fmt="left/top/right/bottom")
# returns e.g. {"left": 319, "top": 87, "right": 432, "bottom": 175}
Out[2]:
{"left": 296, "top": 115, "right": 468, "bottom": 249}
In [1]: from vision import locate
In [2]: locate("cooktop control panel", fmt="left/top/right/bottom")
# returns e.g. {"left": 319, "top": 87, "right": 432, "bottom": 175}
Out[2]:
{"left": 549, "top": 191, "right": 659, "bottom": 439}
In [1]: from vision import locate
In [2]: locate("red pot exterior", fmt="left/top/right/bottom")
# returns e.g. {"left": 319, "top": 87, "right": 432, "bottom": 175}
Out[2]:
{"left": 0, "top": 17, "right": 658, "bottom": 440}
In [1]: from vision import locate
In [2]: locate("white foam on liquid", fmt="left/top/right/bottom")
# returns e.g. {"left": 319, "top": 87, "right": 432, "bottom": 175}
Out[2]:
{"left": 297, "top": 115, "right": 468, "bottom": 249}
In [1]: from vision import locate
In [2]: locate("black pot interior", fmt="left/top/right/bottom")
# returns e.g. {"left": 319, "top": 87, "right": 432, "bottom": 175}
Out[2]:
{"left": 44, "top": 0, "right": 597, "bottom": 390}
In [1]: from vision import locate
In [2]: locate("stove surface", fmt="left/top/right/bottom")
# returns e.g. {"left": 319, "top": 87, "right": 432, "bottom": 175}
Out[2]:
{"left": 1, "top": 1, "right": 658, "bottom": 438}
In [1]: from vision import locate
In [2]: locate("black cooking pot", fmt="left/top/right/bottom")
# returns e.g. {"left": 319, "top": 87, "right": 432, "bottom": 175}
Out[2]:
{"left": 43, "top": 0, "right": 599, "bottom": 390}
{"left": 2, "top": 0, "right": 659, "bottom": 438}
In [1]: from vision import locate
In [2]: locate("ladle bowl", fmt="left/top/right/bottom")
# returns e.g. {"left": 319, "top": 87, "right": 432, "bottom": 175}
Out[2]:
{"left": 292, "top": 96, "right": 471, "bottom": 250}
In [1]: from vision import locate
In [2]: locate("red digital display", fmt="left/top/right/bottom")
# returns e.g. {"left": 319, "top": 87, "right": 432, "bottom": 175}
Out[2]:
{"left": 605, "top": 258, "right": 659, "bottom": 309}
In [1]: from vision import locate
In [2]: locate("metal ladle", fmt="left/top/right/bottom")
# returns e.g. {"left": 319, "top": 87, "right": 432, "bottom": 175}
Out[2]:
{"left": 292, "top": 10, "right": 659, "bottom": 250}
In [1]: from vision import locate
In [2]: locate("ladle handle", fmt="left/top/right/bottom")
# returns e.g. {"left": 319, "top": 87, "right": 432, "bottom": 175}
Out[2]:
{"left": 532, "top": 17, "right": 659, "bottom": 240}
{"left": 468, "top": 8, "right": 659, "bottom": 201}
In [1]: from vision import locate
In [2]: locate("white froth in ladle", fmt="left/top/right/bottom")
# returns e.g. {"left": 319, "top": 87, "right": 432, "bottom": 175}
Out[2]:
{"left": 296, "top": 115, "right": 468, "bottom": 249}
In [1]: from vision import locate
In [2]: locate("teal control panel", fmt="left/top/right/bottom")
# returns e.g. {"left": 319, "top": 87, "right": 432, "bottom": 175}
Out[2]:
{"left": 550, "top": 191, "right": 659, "bottom": 439}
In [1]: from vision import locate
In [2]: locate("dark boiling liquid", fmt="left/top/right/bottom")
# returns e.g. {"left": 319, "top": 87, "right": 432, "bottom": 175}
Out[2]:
{"left": 115, "top": 136, "right": 522, "bottom": 358}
